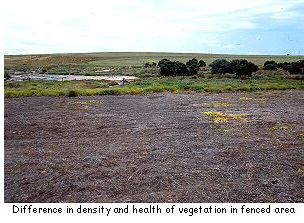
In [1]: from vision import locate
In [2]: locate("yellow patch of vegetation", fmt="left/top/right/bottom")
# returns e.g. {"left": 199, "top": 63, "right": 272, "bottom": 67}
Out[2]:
{"left": 68, "top": 100, "right": 96, "bottom": 105}
{"left": 296, "top": 167, "right": 304, "bottom": 174}
{"left": 64, "top": 100, "right": 97, "bottom": 110}
{"left": 208, "top": 102, "right": 231, "bottom": 108}
{"left": 239, "top": 97, "right": 256, "bottom": 101}
{"left": 194, "top": 102, "right": 231, "bottom": 108}
{"left": 270, "top": 126, "right": 290, "bottom": 131}
{"left": 203, "top": 111, "right": 247, "bottom": 123}
{"left": 129, "top": 88, "right": 144, "bottom": 95}
{"left": 298, "top": 133, "right": 304, "bottom": 141}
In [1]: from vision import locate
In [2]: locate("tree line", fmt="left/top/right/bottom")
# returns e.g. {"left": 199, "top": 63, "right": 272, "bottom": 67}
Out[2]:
{"left": 263, "top": 60, "right": 304, "bottom": 74}
{"left": 157, "top": 58, "right": 304, "bottom": 78}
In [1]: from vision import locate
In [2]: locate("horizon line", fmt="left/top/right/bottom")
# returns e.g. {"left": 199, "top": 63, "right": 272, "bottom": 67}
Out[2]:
{"left": 4, "top": 51, "right": 304, "bottom": 57}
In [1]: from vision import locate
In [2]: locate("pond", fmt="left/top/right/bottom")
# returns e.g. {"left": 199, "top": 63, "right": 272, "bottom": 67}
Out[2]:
{"left": 9, "top": 74, "right": 138, "bottom": 82}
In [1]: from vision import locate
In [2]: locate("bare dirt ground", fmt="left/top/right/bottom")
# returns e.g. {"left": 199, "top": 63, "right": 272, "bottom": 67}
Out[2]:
{"left": 4, "top": 90, "right": 304, "bottom": 203}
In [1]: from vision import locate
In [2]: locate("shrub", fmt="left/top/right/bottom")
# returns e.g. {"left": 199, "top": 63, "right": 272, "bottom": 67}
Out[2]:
{"left": 186, "top": 58, "right": 198, "bottom": 67}
{"left": 158, "top": 59, "right": 175, "bottom": 76}
{"left": 263, "top": 61, "right": 278, "bottom": 70}
{"left": 4, "top": 71, "right": 10, "bottom": 80}
{"left": 186, "top": 58, "right": 200, "bottom": 75}
{"left": 209, "top": 59, "right": 231, "bottom": 74}
{"left": 264, "top": 60, "right": 277, "bottom": 66}
{"left": 210, "top": 59, "right": 258, "bottom": 78}
{"left": 277, "top": 62, "right": 292, "bottom": 71}
{"left": 144, "top": 62, "right": 157, "bottom": 68}
{"left": 277, "top": 60, "right": 304, "bottom": 74}
{"left": 40, "top": 68, "right": 48, "bottom": 74}
{"left": 198, "top": 60, "right": 206, "bottom": 67}
{"left": 158, "top": 59, "right": 189, "bottom": 76}
{"left": 65, "top": 89, "right": 78, "bottom": 97}
{"left": 288, "top": 60, "right": 304, "bottom": 74}
{"left": 264, "top": 63, "right": 279, "bottom": 70}
{"left": 229, "top": 59, "right": 258, "bottom": 78}
{"left": 6, "top": 82, "right": 20, "bottom": 88}
{"left": 173, "top": 61, "right": 189, "bottom": 76}
{"left": 100, "top": 89, "right": 116, "bottom": 95}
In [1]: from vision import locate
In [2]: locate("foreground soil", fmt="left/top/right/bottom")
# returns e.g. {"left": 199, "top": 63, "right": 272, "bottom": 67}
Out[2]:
{"left": 4, "top": 90, "right": 304, "bottom": 202}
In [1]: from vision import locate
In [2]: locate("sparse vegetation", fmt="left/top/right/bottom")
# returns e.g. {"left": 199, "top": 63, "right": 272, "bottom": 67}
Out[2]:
{"left": 270, "top": 126, "right": 290, "bottom": 131}
{"left": 4, "top": 52, "right": 304, "bottom": 203}
{"left": 203, "top": 111, "right": 247, "bottom": 123}
{"left": 144, "top": 62, "right": 157, "bottom": 68}
{"left": 239, "top": 97, "right": 256, "bottom": 101}
{"left": 298, "top": 133, "right": 304, "bottom": 141}
{"left": 206, "top": 102, "right": 231, "bottom": 108}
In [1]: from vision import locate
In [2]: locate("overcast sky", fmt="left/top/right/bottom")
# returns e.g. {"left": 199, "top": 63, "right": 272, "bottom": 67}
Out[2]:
{"left": 3, "top": 0, "right": 304, "bottom": 55}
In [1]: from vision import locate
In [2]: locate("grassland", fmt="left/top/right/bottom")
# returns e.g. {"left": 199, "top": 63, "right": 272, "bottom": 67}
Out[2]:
{"left": 5, "top": 76, "right": 304, "bottom": 97}
{"left": 5, "top": 52, "right": 304, "bottom": 68}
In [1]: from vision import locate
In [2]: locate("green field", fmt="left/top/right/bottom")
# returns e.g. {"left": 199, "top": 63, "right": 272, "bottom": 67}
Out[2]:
{"left": 4, "top": 76, "right": 304, "bottom": 97}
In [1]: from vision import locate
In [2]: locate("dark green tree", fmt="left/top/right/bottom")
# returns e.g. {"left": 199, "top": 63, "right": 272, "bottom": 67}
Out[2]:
{"left": 209, "top": 59, "right": 231, "bottom": 74}
{"left": 186, "top": 58, "right": 200, "bottom": 75}
{"left": 158, "top": 59, "right": 175, "bottom": 76}
{"left": 263, "top": 61, "right": 278, "bottom": 70}
{"left": 173, "top": 61, "right": 189, "bottom": 76}
{"left": 4, "top": 71, "right": 10, "bottom": 80}
{"left": 198, "top": 60, "right": 206, "bottom": 67}
{"left": 288, "top": 60, "right": 304, "bottom": 74}
{"left": 230, "top": 59, "right": 258, "bottom": 78}
{"left": 277, "top": 62, "right": 292, "bottom": 71}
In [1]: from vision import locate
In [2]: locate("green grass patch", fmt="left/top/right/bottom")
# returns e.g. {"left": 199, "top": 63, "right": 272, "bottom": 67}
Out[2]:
{"left": 4, "top": 77, "right": 304, "bottom": 97}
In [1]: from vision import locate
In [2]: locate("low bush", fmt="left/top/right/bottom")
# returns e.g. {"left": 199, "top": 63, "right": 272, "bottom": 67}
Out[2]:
{"left": 230, "top": 59, "right": 259, "bottom": 78}
{"left": 144, "top": 62, "right": 157, "bottom": 68}
{"left": 288, "top": 60, "right": 304, "bottom": 74}
{"left": 277, "top": 62, "right": 292, "bottom": 71}
{"left": 186, "top": 58, "right": 200, "bottom": 75}
{"left": 263, "top": 61, "right": 279, "bottom": 70}
{"left": 199, "top": 60, "right": 206, "bottom": 67}
{"left": 209, "top": 59, "right": 231, "bottom": 74}
{"left": 158, "top": 59, "right": 189, "bottom": 76}
{"left": 158, "top": 59, "right": 175, "bottom": 76}
{"left": 210, "top": 59, "right": 258, "bottom": 78}
{"left": 4, "top": 71, "right": 10, "bottom": 79}
{"left": 264, "top": 63, "right": 279, "bottom": 70}
{"left": 173, "top": 61, "right": 189, "bottom": 76}
{"left": 65, "top": 89, "right": 78, "bottom": 97}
